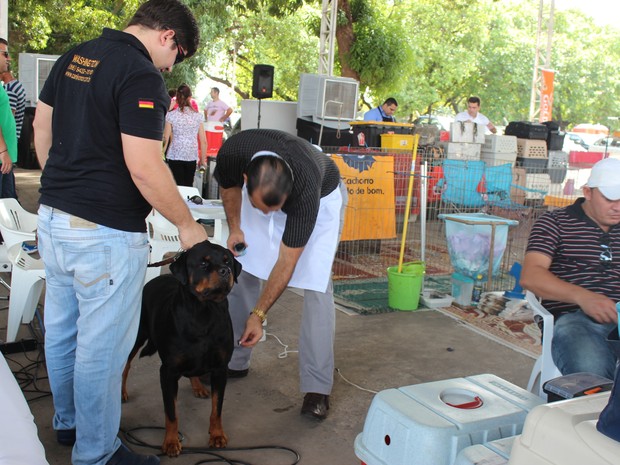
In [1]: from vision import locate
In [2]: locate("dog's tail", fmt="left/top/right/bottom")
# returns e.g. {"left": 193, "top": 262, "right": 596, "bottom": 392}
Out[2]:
{"left": 139, "top": 339, "right": 157, "bottom": 358}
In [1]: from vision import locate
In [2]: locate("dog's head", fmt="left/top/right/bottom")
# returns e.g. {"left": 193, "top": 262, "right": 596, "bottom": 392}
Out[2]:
{"left": 170, "top": 240, "right": 242, "bottom": 303}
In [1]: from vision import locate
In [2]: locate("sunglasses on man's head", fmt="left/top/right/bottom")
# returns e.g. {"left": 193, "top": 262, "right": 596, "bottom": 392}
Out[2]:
{"left": 600, "top": 234, "right": 613, "bottom": 268}
{"left": 0, "top": 51, "right": 9, "bottom": 59}
{"left": 172, "top": 37, "right": 186, "bottom": 65}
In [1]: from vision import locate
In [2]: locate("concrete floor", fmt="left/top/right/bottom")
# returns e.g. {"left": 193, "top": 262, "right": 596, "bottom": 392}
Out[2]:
{"left": 3, "top": 168, "right": 535, "bottom": 465}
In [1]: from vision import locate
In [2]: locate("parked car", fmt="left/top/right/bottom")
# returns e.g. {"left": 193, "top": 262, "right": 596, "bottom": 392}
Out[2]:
{"left": 413, "top": 114, "right": 453, "bottom": 132}
{"left": 590, "top": 137, "right": 620, "bottom": 154}
{"left": 562, "top": 132, "right": 590, "bottom": 152}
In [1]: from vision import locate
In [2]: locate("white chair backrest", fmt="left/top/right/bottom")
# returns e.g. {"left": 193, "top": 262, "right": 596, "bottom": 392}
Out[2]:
{"left": 8, "top": 243, "right": 45, "bottom": 272}
{"left": 146, "top": 214, "right": 180, "bottom": 243}
{"left": 526, "top": 290, "right": 562, "bottom": 400}
{"left": 178, "top": 186, "right": 201, "bottom": 201}
{"left": 0, "top": 199, "right": 38, "bottom": 248}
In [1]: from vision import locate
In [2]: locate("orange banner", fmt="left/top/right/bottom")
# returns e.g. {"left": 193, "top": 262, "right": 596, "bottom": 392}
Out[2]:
{"left": 331, "top": 154, "right": 396, "bottom": 241}
{"left": 539, "top": 69, "right": 555, "bottom": 123}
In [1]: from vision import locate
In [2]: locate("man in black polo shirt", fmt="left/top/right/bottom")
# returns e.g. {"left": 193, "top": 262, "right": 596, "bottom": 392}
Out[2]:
{"left": 33, "top": 1, "right": 206, "bottom": 464}
{"left": 521, "top": 158, "right": 620, "bottom": 380}
{"left": 214, "top": 129, "right": 346, "bottom": 420}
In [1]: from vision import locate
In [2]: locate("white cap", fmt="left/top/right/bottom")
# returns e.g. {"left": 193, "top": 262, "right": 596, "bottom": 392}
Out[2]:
{"left": 586, "top": 158, "right": 620, "bottom": 200}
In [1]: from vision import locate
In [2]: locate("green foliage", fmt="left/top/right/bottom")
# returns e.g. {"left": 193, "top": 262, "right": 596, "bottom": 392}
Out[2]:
{"left": 347, "top": 0, "right": 410, "bottom": 95}
{"left": 9, "top": 0, "right": 140, "bottom": 54}
{"left": 7, "top": 0, "right": 619, "bottom": 127}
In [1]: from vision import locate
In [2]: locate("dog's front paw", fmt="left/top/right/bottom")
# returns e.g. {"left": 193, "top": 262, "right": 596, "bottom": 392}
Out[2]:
{"left": 209, "top": 431, "right": 228, "bottom": 449}
{"left": 162, "top": 437, "right": 183, "bottom": 457}
{"left": 190, "top": 376, "right": 211, "bottom": 398}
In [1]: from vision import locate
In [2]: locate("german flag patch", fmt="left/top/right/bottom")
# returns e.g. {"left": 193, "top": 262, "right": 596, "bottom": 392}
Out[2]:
{"left": 138, "top": 99, "right": 155, "bottom": 109}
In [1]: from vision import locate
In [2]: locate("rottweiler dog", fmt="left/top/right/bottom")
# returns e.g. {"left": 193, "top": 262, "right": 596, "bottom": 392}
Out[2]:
{"left": 121, "top": 240, "right": 241, "bottom": 457}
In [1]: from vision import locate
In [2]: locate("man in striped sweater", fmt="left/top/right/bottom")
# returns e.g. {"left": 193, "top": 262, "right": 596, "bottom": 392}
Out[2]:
{"left": 521, "top": 158, "right": 620, "bottom": 379}
{"left": 1, "top": 70, "right": 25, "bottom": 138}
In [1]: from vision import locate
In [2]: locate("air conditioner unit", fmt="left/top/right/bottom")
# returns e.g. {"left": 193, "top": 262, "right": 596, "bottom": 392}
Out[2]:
{"left": 18, "top": 53, "right": 60, "bottom": 107}
{"left": 297, "top": 73, "right": 359, "bottom": 122}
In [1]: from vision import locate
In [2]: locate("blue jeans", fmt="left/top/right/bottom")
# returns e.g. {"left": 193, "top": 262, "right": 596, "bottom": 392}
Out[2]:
{"left": 552, "top": 310, "right": 617, "bottom": 380}
{"left": 37, "top": 205, "right": 149, "bottom": 465}
{"left": 0, "top": 169, "right": 17, "bottom": 199}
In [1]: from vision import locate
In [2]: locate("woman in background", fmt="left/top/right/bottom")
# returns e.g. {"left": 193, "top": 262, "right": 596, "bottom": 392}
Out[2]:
{"left": 163, "top": 84, "right": 207, "bottom": 186}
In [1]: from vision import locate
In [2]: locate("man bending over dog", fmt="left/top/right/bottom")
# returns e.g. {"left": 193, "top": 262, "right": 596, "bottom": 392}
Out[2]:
{"left": 214, "top": 128, "right": 347, "bottom": 420}
{"left": 33, "top": 1, "right": 206, "bottom": 464}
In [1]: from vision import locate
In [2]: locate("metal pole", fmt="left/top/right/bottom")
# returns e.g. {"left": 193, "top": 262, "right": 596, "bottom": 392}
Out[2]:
{"left": 529, "top": 0, "right": 544, "bottom": 121}
{"left": 487, "top": 223, "right": 496, "bottom": 291}
{"left": 420, "top": 160, "right": 428, "bottom": 291}
{"left": 318, "top": 0, "right": 338, "bottom": 76}
{"left": 544, "top": 0, "right": 555, "bottom": 68}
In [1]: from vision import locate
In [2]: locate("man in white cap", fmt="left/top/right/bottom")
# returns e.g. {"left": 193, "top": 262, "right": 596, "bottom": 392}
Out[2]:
{"left": 521, "top": 157, "right": 620, "bottom": 379}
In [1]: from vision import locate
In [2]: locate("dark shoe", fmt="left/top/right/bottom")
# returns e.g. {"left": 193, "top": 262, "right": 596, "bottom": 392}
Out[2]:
{"left": 227, "top": 368, "right": 249, "bottom": 378}
{"left": 301, "top": 393, "right": 330, "bottom": 420}
{"left": 56, "top": 429, "right": 76, "bottom": 446}
{"left": 106, "top": 444, "right": 159, "bottom": 465}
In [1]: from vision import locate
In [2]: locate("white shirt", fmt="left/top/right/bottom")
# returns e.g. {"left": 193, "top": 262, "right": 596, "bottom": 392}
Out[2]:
{"left": 455, "top": 111, "right": 491, "bottom": 126}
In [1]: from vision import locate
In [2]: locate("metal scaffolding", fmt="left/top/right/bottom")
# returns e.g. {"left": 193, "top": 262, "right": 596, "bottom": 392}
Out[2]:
{"left": 528, "top": 0, "right": 556, "bottom": 121}
{"left": 318, "top": 0, "right": 338, "bottom": 76}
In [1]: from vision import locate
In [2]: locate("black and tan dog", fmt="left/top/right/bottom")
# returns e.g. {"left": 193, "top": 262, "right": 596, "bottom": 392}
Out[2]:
{"left": 121, "top": 240, "right": 241, "bottom": 457}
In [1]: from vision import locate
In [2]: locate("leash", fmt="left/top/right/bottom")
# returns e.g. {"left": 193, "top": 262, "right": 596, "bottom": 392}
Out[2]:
{"left": 147, "top": 251, "right": 183, "bottom": 268}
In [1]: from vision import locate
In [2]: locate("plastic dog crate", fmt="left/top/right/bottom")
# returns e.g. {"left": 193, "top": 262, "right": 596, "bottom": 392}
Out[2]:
{"left": 354, "top": 374, "right": 543, "bottom": 465}
{"left": 454, "top": 436, "right": 515, "bottom": 465}
{"left": 509, "top": 393, "right": 620, "bottom": 465}
{"left": 483, "top": 135, "right": 518, "bottom": 153}
{"left": 481, "top": 150, "right": 517, "bottom": 167}
{"left": 516, "top": 139, "right": 547, "bottom": 158}
{"left": 441, "top": 142, "right": 481, "bottom": 161}
{"left": 516, "top": 157, "right": 546, "bottom": 173}
{"left": 547, "top": 151, "right": 568, "bottom": 184}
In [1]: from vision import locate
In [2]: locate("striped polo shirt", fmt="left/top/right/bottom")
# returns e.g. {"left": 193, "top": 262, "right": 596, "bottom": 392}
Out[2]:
{"left": 526, "top": 198, "right": 620, "bottom": 316}
{"left": 5, "top": 79, "right": 26, "bottom": 138}
{"left": 214, "top": 129, "right": 341, "bottom": 248}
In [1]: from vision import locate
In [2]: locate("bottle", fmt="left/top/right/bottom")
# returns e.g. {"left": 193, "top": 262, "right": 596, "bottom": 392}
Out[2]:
{"left": 471, "top": 274, "right": 484, "bottom": 305}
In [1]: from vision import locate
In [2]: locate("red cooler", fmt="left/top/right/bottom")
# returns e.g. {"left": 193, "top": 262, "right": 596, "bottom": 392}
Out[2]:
{"left": 205, "top": 121, "right": 225, "bottom": 156}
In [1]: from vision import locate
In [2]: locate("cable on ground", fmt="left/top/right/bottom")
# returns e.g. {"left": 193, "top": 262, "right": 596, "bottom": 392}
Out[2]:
{"left": 122, "top": 426, "right": 300, "bottom": 465}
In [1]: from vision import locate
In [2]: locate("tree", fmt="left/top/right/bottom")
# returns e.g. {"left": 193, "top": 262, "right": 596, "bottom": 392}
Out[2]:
{"left": 8, "top": 0, "right": 620, "bottom": 127}
{"left": 9, "top": 0, "right": 141, "bottom": 53}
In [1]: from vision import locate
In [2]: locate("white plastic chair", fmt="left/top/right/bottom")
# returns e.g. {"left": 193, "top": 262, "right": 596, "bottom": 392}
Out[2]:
{"left": 177, "top": 186, "right": 201, "bottom": 201}
{"left": 144, "top": 212, "right": 182, "bottom": 284}
{"left": 0, "top": 198, "right": 38, "bottom": 249}
{"left": 526, "top": 290, "right": 562, "bottom": 400}
{"left": 0, "top": 199, "right": 38, "bottom": 301}
{"left": 5, "top": 243, "right": 45, "bottom": 343}
{"left": 177, "top": 185, "right": 229, "bottom": 245}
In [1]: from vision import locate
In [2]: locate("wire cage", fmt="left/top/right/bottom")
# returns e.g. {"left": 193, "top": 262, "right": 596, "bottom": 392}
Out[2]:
{"left": 324, "top": 143, "right": 591, "bottom": 311}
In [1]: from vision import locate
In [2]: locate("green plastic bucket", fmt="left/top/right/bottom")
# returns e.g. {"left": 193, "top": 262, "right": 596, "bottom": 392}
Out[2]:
{"left": 387, "top": 261, "right": 425, "bottom": 311}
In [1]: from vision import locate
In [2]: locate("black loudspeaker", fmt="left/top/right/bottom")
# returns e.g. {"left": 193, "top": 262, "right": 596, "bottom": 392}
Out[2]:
{"left": 252, "top": 64, "right": 274, "bottom": 99}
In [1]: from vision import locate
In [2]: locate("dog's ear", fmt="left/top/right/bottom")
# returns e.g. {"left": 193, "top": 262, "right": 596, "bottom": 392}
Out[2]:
{"left": 169, "top": 251, "right": 189, "bottom": 285}
{"left": 229, "top": 251, "right": 242, "bottom": 283}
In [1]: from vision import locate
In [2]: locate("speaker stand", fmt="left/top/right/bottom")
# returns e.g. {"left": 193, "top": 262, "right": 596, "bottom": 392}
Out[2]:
{"left": 257, "top": 98, "right": 262, "bottom": 129}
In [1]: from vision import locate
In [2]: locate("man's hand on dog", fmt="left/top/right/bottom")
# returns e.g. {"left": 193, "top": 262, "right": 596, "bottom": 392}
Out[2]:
{"left": 239, "top": 314, "right": 264, "bottom": 347}
{"left": 179, "top": 221, "right": 209, "bottom": 251}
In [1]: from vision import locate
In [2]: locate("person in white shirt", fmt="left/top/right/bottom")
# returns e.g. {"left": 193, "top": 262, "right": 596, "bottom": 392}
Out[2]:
{"left": 454, "top": 96, "right": 497, "bottom": 134}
